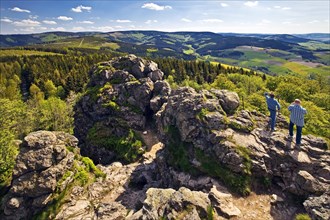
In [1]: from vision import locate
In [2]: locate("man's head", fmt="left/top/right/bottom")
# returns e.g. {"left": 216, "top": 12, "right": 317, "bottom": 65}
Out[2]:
{"left": 294, "top": 99, "right": 301, "bottom": 104}
{"left": 270, "top": 92, "right": 275, "bottom": 98}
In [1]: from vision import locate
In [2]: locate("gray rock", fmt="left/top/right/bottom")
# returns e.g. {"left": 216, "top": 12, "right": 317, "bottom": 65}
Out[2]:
{"left": 294, "top": 170, "right": 326, "bottom": 195}
{"left": 210, "top": 89, "right": 240, "bottom": 114}
{"left": 140, "top": 187, "right": 211, "bottom": 219}
{"left": 55, "top": 200, "right": 93, "bottom": 220}
{"left": 96, "top": 203, "right": 127, "bottom": 220}
{"left": 209, "top": 185, "right": 241, "bottom": 218}
{"left": 2, "top": 131, "right": 77, "bottom": 219}
{"left": 304, "top": 191, "right": 330, "bottom": 220}
{"left": 148, "top": 69, "right": 164, "bottom": 82}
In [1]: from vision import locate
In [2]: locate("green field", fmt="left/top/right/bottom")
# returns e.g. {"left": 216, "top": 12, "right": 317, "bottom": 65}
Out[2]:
{"left": 146, "top": 48, "right": 158, "bottom": 53}
{"left": 44, "top": 36, "right": 120, "bottom": 50}
{"left": 0, "top": 49, "right": 60, "bottom": 57}
{"left": 299, "top": 41, "right": 330, "bottom": 50}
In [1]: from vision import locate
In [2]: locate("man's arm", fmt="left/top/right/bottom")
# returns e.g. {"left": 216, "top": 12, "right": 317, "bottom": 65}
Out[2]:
{"left": 277, "top": 101, "right": 281, "bottom": 110}
{"left": 288, "top": 103, "right": 294, "bottom": 111}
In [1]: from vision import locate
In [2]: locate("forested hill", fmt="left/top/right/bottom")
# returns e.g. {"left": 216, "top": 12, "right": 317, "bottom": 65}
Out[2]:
{"left": 2, "top": 30, "right": 329, "bottom": 76}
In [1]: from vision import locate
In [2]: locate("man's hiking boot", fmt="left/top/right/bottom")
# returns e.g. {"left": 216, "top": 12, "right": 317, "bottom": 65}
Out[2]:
{"left": 270, "top": 128, "right": 277, "bottom": 132}
{"left": 286, "top": 135, "right": 293, "bottom": 141}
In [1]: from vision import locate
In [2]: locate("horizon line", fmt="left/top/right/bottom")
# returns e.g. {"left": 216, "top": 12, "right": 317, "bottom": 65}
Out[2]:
{"left": 1, "top": 30, "right": 330, "bottom": 36}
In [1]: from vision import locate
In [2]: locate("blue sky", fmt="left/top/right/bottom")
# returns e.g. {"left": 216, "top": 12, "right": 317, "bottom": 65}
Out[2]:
{"left": 0, "top": 1, "right": 329, "bottom": 34}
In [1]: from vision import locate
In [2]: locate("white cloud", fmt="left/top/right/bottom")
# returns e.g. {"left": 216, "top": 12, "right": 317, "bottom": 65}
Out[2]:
{"left": 91, "top": 26, "right": 114, "bottom": 32}
{"left": 201, "top": 19, "right": 223, "bottom": 23}
{"left": 78, "top": 20, "right": 94, "bottom": 24}
{"left": 11, "top": 7, "right": 30, "bottom": 13}
{"left": 13, "top": 19, "right": 40, "bottom": 27}
{"left": 115, "top": 19, "right": 132, "bottom": 23}
{"left": 308, "top": 20, "right": 319, "bottom": 24}
{"left": 57, "top": 16, "right": 73, "bottom": 21}
{"left": 72, "top": 26, "right": 85, "bottom": 31}
{"left": 221, "top": 3, "right": 229, "bottom": 7}
{"left": 282, "top": 21, "right": 292, "bottom": 25}
{"left": 257, "top": 19, "right": 271, "bottom": 26}
{"left": 38, "top": 27, "right": 47, "bottom": 31}
{"left": 1, "top": 18, "right": 13, "bottom": 23}
{"left": 20, "top": 27, "right": 35, "bottom": 32}
{"left": 50, "top": 27, "right": 66, "bottom": 31}
{"left": 43, "top": 20, "right": 57, "bottom": 25}
{"left": 181, "top": 18, "right": 192, "bottom": 22}
{"left": 244, "top": 1, "right": 259, "bottom": 7}
{"left": 29, "top": 15, "right": 39, "bottom": 20}
{"left": 142, "top": 3, "right": 172, "bottom": 11}
{"left": 72, "top": 5, "right": 92, "bottom": 13}
{"left": 145, "top": 20, "right": 158, "bottom": 24}
{"left": 274, "top": 6, "right": 291, "bottom": 10}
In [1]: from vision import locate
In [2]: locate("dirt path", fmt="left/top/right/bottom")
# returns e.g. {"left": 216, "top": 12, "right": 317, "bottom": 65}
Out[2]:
{"left": 78, "top": 38, "right": 84, "bottom": 47}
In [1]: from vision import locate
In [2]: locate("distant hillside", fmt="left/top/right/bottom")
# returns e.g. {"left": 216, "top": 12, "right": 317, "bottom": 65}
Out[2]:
{"left": 1, "top": 30, "right": 329, "bottom": 75}
{"left": 294, "top": 33, "right": 330, "bottom": 42}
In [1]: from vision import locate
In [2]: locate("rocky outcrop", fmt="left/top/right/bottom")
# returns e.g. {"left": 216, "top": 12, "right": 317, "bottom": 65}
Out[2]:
{"left": 1, "top": 131, "right": 77, "bottom": 220}
{"left": 3, "top": 55, "right": 329, "bottom": 219}
{"left": 155, "top": 84, "right": 329, "bottom": 218}
{"left": 138, "top": 187, "right": 211, "bottom": 219}
{"left": 74, "top": 55, "right": 329, "bottom": 219}
{"left": 74, "top": 54, "right": 170, "bottom": 164}
{"left": 304, "top": 191, "right": 330, "bottom": 220}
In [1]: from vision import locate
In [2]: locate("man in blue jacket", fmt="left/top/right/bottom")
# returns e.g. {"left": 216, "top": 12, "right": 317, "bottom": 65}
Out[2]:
{"left": 288, "top": 99, "right": 307, "bottom": 147}
{"left": 264, "top": 92, "right": 281, "bottom": 132}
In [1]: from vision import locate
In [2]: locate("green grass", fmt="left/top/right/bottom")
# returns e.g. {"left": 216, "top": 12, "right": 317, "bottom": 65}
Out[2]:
{"left": 163, "top": 40, "right": 176, "bottom": 45}
{"left": 283, "top": 62, "right": 330, "bottom": 77}
{"left": 183, "top": 48, "right": 194, "bottom": 55}
{"left": 41, "top": 34, "right": 67, "bottom": 42}
{"left": 165, "top": 126, "right": 194, "bottom": 173}
{"left": 0, "top": 49, "right": 60, "bottom": 57}
{"left": 195, "top": 148, "right": 251, "bottom": 196}
{"left": 294, "top": 213, "right": 311, "bottom": 220}
{"left": 299, "top": 41, "right": 330, "bottom": 50}
{"left": 146, "top": 48, "right": 158, "bottom": 53}
{"left": 196, "top": 42, "right": 216, "bottom": 50}
{"left": 43, "top": 36, "right": 119, "bottom": 50}
{"left": 81, "top": 157, "right": 106, "bottom": 178}
{"left": 101, "top": 42, "right": 120, "bottom": 50}
{"left": 86, "top": 123, "right": 144, "bottom": 163}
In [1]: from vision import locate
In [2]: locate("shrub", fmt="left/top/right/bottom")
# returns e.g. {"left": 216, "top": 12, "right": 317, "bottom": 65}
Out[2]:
{"left": 295, "top": 213, "right": 311, "bottom": 220}
{"left": 81, "top": 157, "right": 106, "bottom": 178}
{"left": 87, "top": 124, "right": 144, "bottom": 163}
{"left": 164, "top": 125, "right": 195, "bottom": 173}
{"left": 195, "top": 148, "right": 251, "bottom": 196}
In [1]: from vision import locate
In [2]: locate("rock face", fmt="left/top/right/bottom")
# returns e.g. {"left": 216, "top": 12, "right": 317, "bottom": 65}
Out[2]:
{"left": 74, "top": 54, "right": 170, "bottom": 164}
{"left": 140, "top": 187, "right": 211, "bottom": 219}
{"left": 304, "top": 191, "right": 330, "bottom": 220}
{"left": 1, "top": 131, "right": 77, "bottom": 220}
